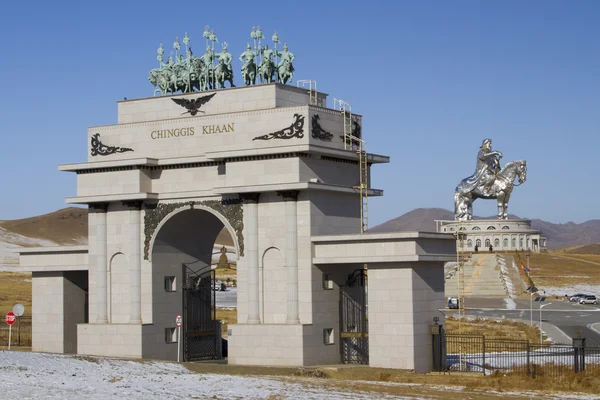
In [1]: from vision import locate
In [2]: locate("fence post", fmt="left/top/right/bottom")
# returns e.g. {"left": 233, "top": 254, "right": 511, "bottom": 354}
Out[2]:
{"left": 573, "top": 337, "right": 585, "bottom": 373}
{"left": 526, "top": 341, "right": 531, "bottom": 376}
{"left": 482, "top": 335, "right": 486, "bottom": 376}
{"left": 431, "top": 321, "right": 444, "bottom": 371}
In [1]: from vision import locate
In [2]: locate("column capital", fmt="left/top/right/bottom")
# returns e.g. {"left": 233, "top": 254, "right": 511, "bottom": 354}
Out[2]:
{"left": 239, "top": 193, "right": 260, "bottom": 204}
{"left": 89, "top": 202, "right": 108, "bottom": 212}
{"left": 277, "top": 190, "right": 299, "bottom": 202}
{"left": 122, "top": 200, "right": 143, "bottom": 210}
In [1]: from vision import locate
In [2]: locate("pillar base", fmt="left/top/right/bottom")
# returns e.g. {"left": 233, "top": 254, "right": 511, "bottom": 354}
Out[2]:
{"left": 228, "top": 324, "right": 338, "bottom": 366}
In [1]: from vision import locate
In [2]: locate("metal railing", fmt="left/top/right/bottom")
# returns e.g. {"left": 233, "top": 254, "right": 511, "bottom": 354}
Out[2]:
{"left": 433, "top": 326, "right": 600, "bottom": 377}
{"left": 0, "top": 317, "right": 32, "bottom": 347}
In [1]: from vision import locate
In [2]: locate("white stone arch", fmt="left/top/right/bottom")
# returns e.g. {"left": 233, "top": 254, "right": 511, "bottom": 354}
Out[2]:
{"left": 260, "top": 246, "right": 286, "bottom": 324}
{"left": 261, "top": 245, "right": 286, "bottom": 265}
{"left": 147, "top": 204, "right": 241, "bottom": 263}
{"left": 108, "top": 252, "right": 130, "bottom": 323}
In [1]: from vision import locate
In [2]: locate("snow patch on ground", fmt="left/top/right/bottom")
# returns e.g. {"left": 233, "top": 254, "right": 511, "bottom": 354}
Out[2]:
{"left": 539, "top": 284, "right": 600, "bottom": 297}
{"left": 504, "top": 298, "right": 517, "bottom": 310}
{"left": 497, "top": 256, "right": 515, "bottom": 298}
{"left": 0, "top": 227, "right": 61, "bottom": 271}
{"left": 0, "top": 351, "right": 408, "bottom": 399}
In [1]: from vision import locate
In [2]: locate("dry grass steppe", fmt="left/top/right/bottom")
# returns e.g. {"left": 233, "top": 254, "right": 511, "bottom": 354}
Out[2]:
{"left": 516, "top": 251, "right": 600, "bottom": 291}
{"left": 445, "top": 316, "right": 546, "bottom": 344}
{"left": 0, "top": 272, "right": 31, "bottom": 316}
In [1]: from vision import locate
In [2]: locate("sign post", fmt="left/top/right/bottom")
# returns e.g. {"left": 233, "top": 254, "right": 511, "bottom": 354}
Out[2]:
{"left": 175, "top": 314, "right": 183, "bottom": 362}
{"left": 5, "top": 312, "right": 16, "bottom": 350}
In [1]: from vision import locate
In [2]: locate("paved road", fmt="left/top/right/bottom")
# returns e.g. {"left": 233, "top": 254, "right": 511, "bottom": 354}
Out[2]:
{"left": 216, "top": 288, "right": 237, "bottom": 308}
{"left": 445, "top": 298, "right": 600, "bottom": 345}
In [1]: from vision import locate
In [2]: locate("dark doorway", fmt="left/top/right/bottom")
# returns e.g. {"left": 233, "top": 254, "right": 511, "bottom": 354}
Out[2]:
{"left": 182, "top": 263, "right": 220, "bottom": 361}
{"left": 340, "top": 269, "right": 368, "bottom": 364}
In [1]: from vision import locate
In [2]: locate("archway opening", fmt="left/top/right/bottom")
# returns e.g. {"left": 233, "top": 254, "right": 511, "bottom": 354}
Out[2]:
{"left": 146, "top": 207, "right": 238, "bottom": 361}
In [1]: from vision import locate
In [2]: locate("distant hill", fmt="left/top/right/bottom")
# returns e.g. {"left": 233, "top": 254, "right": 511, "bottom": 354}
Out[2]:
{"left": 369, "top": 208, "right": 600, "bottom": 249}
{"left": 0, "top": 207, "right": 87, "bottom": 246}
{"left": 0, "top": 206, "right": 235, "bottom": 271}
{"left": 565, "top": 244, "right": 600, "bottom": 255}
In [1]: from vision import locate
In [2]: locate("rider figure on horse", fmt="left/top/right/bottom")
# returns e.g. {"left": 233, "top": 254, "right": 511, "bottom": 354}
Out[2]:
{"left": 239, "top": 43, "right": 256, "bottom": 72}
{"left": 216, "top": 44, "right": 233, "bottom": 77}
{"left": 200, "top": 47, "right": 214, "bottom": 70}
{"left": 260, "top": 45, "right": 274, "bottom": 68}
{"left": 477, "top": 138, "right": 503, "bottom": 196}
{"left": 274, "top": 43, "right": 294, "bottom": 67}
{"left": 458, "top": 138, "right": 503, "bottom": 197}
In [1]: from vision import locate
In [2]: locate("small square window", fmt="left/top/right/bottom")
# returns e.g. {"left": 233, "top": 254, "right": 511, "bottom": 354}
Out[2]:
{"left": 164, "top": 276, "right": 176, "bottom": 292}
{"left": 323, "top": 328, "right": 334, "bottom": 345}
{"left": 323, "top": 274, "right": 333, "bottom": 290}
{"left": 165, "top": 327, "right": 177, "bottom": 343}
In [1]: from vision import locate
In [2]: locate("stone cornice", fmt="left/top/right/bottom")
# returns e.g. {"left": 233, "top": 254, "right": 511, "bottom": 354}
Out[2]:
{"left": 89, "top": 105, "right": 308, "bottom": 131}
{"left": 116, "top": 82, "right": 329, "bottom": 104}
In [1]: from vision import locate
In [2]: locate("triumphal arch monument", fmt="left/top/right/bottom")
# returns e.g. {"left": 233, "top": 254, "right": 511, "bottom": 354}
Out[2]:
{"left": 19, "top": 28, "right": 455, "bottom": 372}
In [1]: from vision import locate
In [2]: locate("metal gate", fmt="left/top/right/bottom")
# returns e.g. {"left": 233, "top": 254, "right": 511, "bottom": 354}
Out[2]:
{"left": 182, "top": 264, "right": 221, "bottom": 361}
{"left": 340, "top": 269, "right": 368, "bottom": 364}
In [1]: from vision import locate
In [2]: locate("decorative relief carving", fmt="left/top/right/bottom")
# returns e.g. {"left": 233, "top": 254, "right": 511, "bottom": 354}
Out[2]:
{"left": 90, "top": 133, "right": 134, "bottom": 156}
{"left": 171, "top": 93, "right": 216, "bottom": 116}
{"left": 340, "top": 117, "right": 362, "bottom": 146}
{"left": 253, "top": 114, "right": 304, "bottom": 141}
{"left": 143, "top": 199, "right": 244, "bottom": 259}
{"left": 310, "top": 115, "right": 333, "bottom": 141}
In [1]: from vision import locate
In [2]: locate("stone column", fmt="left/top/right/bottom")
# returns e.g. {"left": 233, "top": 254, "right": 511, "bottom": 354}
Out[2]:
{"left": 124, "top": 201, "right": 143, "bottom": 324}
{"left": 278, "top": 191, "right": 300, "bottom": 324}
{"left": 91, "top": 203, "right": 108, "bottom": 324}
{"left": 240, "top": 193, "right": 260, "bottom": 324}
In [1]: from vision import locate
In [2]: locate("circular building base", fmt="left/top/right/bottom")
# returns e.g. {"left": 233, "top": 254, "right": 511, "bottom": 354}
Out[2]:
{"left": 434, "top": 218, "right": 546, "bottom": 252}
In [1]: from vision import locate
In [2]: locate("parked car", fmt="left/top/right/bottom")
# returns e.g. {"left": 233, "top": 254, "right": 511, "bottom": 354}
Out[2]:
{"left": 448, "top": 297, "right": 460, "bottom": 309}
{"left": 579, "top": 295, "right": 598, "bottom": 305}
{"left": 569, "top": 293, "right": 588, "bottom": 302}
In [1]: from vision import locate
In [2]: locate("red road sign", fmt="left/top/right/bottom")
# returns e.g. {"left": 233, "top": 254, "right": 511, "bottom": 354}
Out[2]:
{"left": 5, "top": 312, "right": 15, "bottom": 325}
{"left": 175, "top": 314, "right": 182, "bottom": 327}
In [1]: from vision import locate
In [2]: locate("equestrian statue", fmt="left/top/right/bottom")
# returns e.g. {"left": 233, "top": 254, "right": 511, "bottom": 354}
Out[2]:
{"left": 454, "top": 138, "right": 527, "bottom": 221}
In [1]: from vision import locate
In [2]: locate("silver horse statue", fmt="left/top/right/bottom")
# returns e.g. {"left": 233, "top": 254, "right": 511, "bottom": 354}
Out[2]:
{"left": 454, "top": 139, "right": 527, "bottom": 221}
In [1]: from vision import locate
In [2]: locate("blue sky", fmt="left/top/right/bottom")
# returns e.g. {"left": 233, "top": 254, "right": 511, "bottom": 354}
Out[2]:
{"left": 1, "top": 1, "right": 598, "bottom": 226}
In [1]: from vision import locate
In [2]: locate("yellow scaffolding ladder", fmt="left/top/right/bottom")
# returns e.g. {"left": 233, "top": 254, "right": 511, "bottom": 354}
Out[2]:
{"left": 297, "top": 80, "right": 318, "bottom": 105}
{"left": 334, "top": 98, "right": 368, "bottom": 234}
{"left": 356, "top": 139, "right": 369, "bottom": 234}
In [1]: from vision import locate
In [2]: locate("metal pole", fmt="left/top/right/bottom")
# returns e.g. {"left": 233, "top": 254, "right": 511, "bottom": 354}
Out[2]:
{"left": 177, "top": 326, "right": 181, "bottom": 362}
{"left": 8, "top": 325, "right": 11, "bottom": 350}
{"left": 539, "top": 304, "right": 542, "bottom": 344}
{"left": 530, "top": 294, "right": 533, "bottom": 326}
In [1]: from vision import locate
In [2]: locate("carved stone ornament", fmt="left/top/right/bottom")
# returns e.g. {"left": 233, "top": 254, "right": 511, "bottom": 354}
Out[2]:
{"left": 143, "top": 199, "right": 243, "bottom": 259}
{"left": 253, "top": 113, "right": 304, "bottom": 141}
{"left": 310, "top": 114, "right": 333, "bottom": 141}
{"left": 340, "top": 117, "right": 362, "bottom": 145}
{"left": 91, "top": 133, "right": 134, "bottom": 156}
{"left": 171, "top": 92, "right": 216, "bottom": 116}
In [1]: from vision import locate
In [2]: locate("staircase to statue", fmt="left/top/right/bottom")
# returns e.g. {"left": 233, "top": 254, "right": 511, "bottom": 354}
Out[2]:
{"left": 445, "top": 254, "right": 508, "bottom": 298}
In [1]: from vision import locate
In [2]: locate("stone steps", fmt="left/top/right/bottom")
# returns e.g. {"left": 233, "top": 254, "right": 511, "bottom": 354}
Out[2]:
{"left": 445, "top": 254, "right": 508, "bottom": 298}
